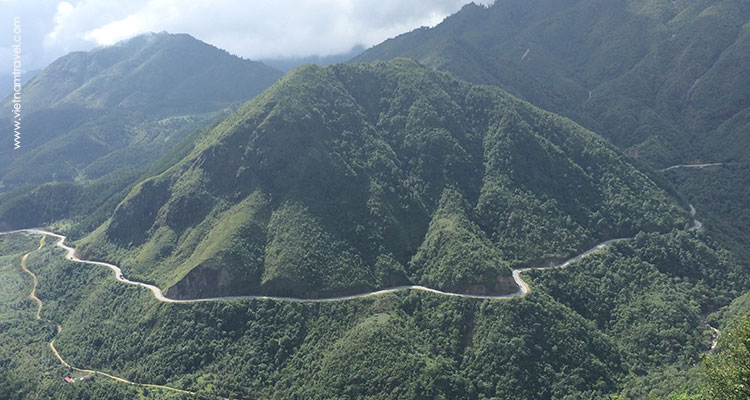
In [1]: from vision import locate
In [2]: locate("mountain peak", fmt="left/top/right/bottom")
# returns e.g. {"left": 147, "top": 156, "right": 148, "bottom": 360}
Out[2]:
{"left": 0, "top": 30, "right": 283, "bottom": 189}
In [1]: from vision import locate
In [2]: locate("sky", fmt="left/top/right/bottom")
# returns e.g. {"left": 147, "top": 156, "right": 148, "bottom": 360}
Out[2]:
{"left": 2, "top": 0, "right": 494, "bottom": 71}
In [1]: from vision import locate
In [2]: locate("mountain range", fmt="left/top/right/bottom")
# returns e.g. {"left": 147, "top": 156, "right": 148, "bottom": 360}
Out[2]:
{"left": 0, "top": 2, "right": 748, "bottom": 399}
{"left": 0, "top": 32, "right": 282, "bottom": 234}
{"left": 355, "top": 0, "right": 750, "bottom": 167}
{"left": 0, "top": 32, "right": 282, "bottom": 189}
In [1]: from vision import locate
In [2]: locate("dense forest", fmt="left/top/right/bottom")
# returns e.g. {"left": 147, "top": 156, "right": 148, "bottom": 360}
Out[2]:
{"left": 0, "top": 1, "right": 748, "bottom": 399}
{"left": 355, "top": 0, "right": 750, "bottom": 167}
{"left": 75, "top": 60, "right": 686, "bottom": 299}
{"left": 1, "top": 217, "right": 746, "bottom": 399}
{"left": 664, "top": 164, "right": 750, "bottom": 263}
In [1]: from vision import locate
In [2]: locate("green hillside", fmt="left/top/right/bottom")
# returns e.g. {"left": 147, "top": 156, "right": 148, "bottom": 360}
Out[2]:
{"left": 0, "top": 3, "right": 746, "bottom": 399}
{"left": 2, "top": 223, "right": 745, "bottom": 399}
{"left": 78, "top": 60, "right": 687, "bottom": 299}
{"left": 664, "top": 164, "right": 750, "bottom": 264}
{"left": 0, "top": 115, "right": 221, "bottom": 236}
{"left": 0, "top": 32, "right": 282, "bottom": 189}
{"left": 355, "top": 0, "right": 750, "bottom": 167}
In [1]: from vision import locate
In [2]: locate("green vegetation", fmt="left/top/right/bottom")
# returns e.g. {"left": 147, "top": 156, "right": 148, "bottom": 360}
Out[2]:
{"left": 0, "top": 170, "right": 139, "bottom": 233}
{"left": 0, "top": 235, "right": 163, "bottom": 399}
{"left": 0, "top": 105, "right": 231, "bottom": 242}
{"left": 81, "top": 60, "right": 686, "bottom": 298}
{"left": 0, "top": 32, "right": 282, "bottom": 191}
{"left": 665, "top": 164, "right": 750, "bottom": 263}
{"left": 1, "top": 4, "right": 747, "bottom": 398}
{"left": 261, "top": 201, "right": 372, "bottom": 297}
{"left": 702, "top": 311, "right": 750, "bottom": 399}
{"left": 355, "top": 0, "right": 750, "bottom": 167}
{"left": 528, "top": 229, "right": 749, "bottom": 398}
{"left": 409, "top": 188, "right": 510, "bottom": 292}
{"left": 0, "top": 238, "right": 624, "bottom": 399}
{"left": 4, "top": 222, "right": 744, "bottom": 399}
{"left": 660, "top": 292, "right": 750, "bottom": 399}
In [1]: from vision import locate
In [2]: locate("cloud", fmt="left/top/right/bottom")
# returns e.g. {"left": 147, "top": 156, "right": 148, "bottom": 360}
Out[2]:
{"left": 46, "top": 1, "right": 74, "bottom": 42}
{"left": 1, "top": 0, "right": 495, "bottom": 70}
{"left": 84, "top": 14, "right": 143, "bottom": 45}
{"left": 42, "top": 0, "right": 150, "bottom": 54}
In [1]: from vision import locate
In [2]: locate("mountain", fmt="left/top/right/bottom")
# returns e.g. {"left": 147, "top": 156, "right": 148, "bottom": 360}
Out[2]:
{"left": 665, "top": 163, "right": 750, "bottom": 263}
{"left": 0, "top": 32, "right": 283, "bottom": 189}
{"left": 0, "top": 69, "right": 40, "bottom": 98}
{"left": 77, "top": 59, "right": 687, "bottom": 299}
{"left": 354, "top": 0, "right": 750, "bottom": 167}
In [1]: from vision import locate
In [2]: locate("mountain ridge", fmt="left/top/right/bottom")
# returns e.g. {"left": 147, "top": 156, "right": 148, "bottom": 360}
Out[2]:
{"left": 0, "top": 32, "right": 283, "bottom": 189}
{"left": 354, "top": 0, "right": 750, "bottom": 167}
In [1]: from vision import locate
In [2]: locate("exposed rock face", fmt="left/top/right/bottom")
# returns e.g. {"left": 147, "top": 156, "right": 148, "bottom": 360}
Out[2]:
{"left": 464, "top": 275, "right": 519, "bottom": 296}
{"left": 167, "top": 266, "right": 235, "bottom": 299}
{"left": 494, "top": 275, "right": 520, "bottom": 295}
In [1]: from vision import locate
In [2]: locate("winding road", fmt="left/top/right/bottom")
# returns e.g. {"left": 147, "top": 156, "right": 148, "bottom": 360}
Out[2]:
{"left": 659, "top": 162, "right": 737, "bottom": 172}
{"left": 0, "top": 198, "right": 711, "bottom": 397}
{"left": 708, "top": 325, "right": 721, "bottom": 351}
{"left": 689, "top": 204, "right": 703, "bottom": 231}
{"left": 20, "top": 236, "right": 45, "bottom": 320}
{"left": 7, "top": 229, "right": 634, "bottom": 303}
{"left": 11, "top": 232, "right": 223, "bottom": 398}
{"left": 1, "top": 201, "right": 705, "bottom": 304}
{"left": 48, "top": 335, "right": 198, "bottom": 397}
{"left": 0, "top": 228, "right": 642, "bottom": 399}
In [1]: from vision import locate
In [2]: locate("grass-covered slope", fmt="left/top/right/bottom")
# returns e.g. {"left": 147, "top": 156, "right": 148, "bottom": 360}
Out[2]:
{"left": 0, "top": 32, "right": 282, "bottom": 189}
{"left": 355, "top": 0, "right": 750, "bottom": 167}
{"left": 0, "top": 113, "right": 224, "bottom": 239}
{"left": 80, "top": 60, "right": 686, "bottom": 298}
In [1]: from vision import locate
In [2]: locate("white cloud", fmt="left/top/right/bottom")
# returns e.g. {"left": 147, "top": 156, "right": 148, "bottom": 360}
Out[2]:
{"left": 45, "top": 1, "right": 74, "bottom": 42}
{"left": 1, "top": 0, "right": 495, "bottom": 70}
{"left": 83, "top": 14, "right": 143, "bottom": 45}
{"left": 39, "top": 0, "right": 151, "bottom": 59}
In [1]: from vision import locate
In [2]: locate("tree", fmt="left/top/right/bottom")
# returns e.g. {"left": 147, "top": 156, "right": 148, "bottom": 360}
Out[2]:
{"left": 702, "top": 313, "right": 750, "bottom": 399}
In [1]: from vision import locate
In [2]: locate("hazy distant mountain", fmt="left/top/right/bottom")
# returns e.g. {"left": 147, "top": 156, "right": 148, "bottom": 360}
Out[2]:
{"left": 261, "top": 45, "right": 366, "bottom": 72}
{"left": 355, "top": 0, "right": 750, "bottom": 167}
{"left": 80, "top": 60, "right": 685, "bottom": 299}
{"left": 0, "top": 69, "right": 40, "bottom": 98}
{"left": 0, "top": 32, "right": 283, "bottom": 189}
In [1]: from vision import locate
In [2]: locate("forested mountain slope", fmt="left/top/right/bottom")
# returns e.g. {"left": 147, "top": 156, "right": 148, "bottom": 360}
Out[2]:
{"left": 79, "top": 60, "right": 687, "bottom": 299}
{"left": 355, "top": 0, "right": 750, "bottom": 167}
{"left": 665, "top": 164, "right": 750, "bottom": 264}
{"left": 3, "top": 217, "right": 745, "bottom": 399}
{"left": 0, "top": 32, "right": 282, "bottom": 189}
